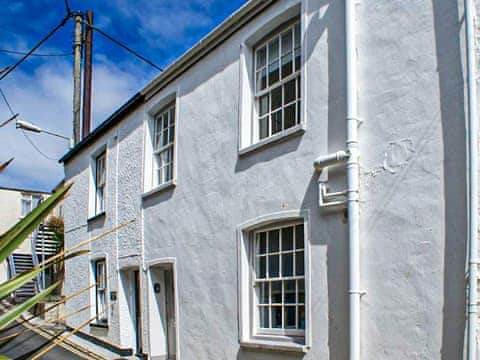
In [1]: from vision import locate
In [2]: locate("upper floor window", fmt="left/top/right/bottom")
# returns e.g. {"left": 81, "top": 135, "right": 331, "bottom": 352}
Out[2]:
{"left": 94, "top": 151, "right": 106, "bottom": 214}
{"left": 152, "top": 103, "right": 175, "bottom": 187}
{"left": 254, "top": 20, "right": 301, "bottom": 141}
{"left": 21, "top": 194, "right": 42, "bottom": 217}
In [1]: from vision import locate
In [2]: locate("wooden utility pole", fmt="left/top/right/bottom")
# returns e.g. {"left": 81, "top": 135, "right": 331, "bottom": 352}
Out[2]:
{"left": 72, "top": 12, "right": 83, "bottom": 145}
{"left": 82, "top": 11, "right": 93, "bottom": 139}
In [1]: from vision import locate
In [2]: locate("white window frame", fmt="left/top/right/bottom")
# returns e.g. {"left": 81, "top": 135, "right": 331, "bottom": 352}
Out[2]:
{"left": 152, "top": 102, "right": 175, "bottom": 188}
{"left": 92, "top": 257, "right": 108, "bottom": 326}
{"left": 95, "top": 151, "right": 106, "bottom": 215}
{"left": 88, "top": 145, "right": 107, "bottom": 219}
{"left": 143, "top": 92, "right": 179, "bottom": 197}
{"left": 253, "top": 20, "right": 302, "bottom": 141}
{"left": 238, "top": 2, "right": 307, "bottom": 155}
{"left": 21, "top": 193, "right": 42, "bottom": 217}
{"left": 237, "top": 210, "right": 311, "bottom": 352}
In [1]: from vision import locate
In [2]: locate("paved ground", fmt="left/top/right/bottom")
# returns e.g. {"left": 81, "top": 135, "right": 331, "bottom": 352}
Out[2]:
{"left": 0, "top": 322, "right": 84, "bottom": 360}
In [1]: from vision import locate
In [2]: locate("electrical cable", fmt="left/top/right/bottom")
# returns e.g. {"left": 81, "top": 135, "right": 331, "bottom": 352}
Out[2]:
{"left": 0, "top": 87, "right": 15, "bottom": 115}
{"left": 0, "top": 48, "right": 72, "bottom": 57}
{"left": 21, "top": 130, "right": 58, "bottom": 161}
{"left": 84, "top": 21, "right": 163, "bottom": 71}
{"left": 0, "top": 14, "right": 71, "bottom": 81}
{"left": 63, "top": 0, "right": 71, "bottom": 16}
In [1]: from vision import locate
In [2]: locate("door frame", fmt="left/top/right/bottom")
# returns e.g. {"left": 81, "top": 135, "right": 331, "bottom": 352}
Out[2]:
{"left": 146, "top": 257, "right": 180, "bottom": 359}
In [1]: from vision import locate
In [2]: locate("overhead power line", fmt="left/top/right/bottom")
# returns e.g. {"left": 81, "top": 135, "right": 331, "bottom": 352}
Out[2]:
{"left": 0, "top": 87, "right": 14, "bottom": 115}
{"left": 0, "top": 14, "right": 71, "bottom": 81}
{"left": 83, "top": 21, "right": 163, "bottom": 71}
{"left": 0, "top": 48, "right": 72, "bottom": 57}
{"left": 21, "top": 130, "right": 58, "bottom": 161}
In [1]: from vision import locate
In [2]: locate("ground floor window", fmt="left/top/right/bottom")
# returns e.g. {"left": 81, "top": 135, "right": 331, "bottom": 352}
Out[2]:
{"left": 94, "top": 259, "right": 108, "bottom": 325}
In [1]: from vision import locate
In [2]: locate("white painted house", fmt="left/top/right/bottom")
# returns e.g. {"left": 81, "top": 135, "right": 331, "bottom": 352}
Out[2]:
{"left": 60, "top": 0, "right": 480, "bottom": 359}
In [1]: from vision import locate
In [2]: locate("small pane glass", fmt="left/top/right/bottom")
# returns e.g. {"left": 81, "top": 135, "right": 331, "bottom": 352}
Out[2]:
{"left": 268, "top": 60, "right": 280, "bottom": 86}
{"left": 269, "top": 254, "right": 279, "bottom": 278}
{"left": 271, "top": 86, "right": 282, "bottom": 111}
{"left": 257, "top": 232, "right": 267, "bottom": 254}
{"left": 271, "top": 281, "right": 282, "bottom": 303}
{"left": 284, "top": 103, "right": 296, "bottom": 129}
{"left": 285, "top": 306, "right": 296, "bottom": 329}
{"left": 297, "top": 101, "right": 302, "bottom": 124}
{"left": 162, "top": 113, "right": 169, "bottom": 128}
{"left": 284, "top": 280, "right": 296, "bottom": 303}
{"left": 259, "top": 116, "right": 269, "bottom": 140}
{"left": 295, "top": 225, "right": 304, "bottom": 249}
{"left": 256, "top": 68, "right": 267, "bottom": 91}
{"left": 257, "top": 256, "right": 266, "bottom": 279}
{"left": 281, "top": 30, "right": 293, "bottom": 55}
{"left": 294, "top": 47, "right": 301, "bottom": 72}
{"left": 272, "top": 306, "right": 282, "bottom": 328}
{"left": 282, "top": 227, "right": 294, "bottom": 251}
{"left": 268, "top": 38, "right": 279, "bottom": 61}
{"left": 259, "top": 306, "right": 269, "bottom": 328}
{"left": 284, "top": 79, "right": 296, "bottom": 104}
{"left": 169, "top": 107, "right": 175, "bottom": 122}
{"left": 259, "top": 95, "right": 269, "bottom": 116}
{"left": 168, "top": 125, "right": 175, "bottom": 143}
{"left": 297, "top": 78, "right": 301, "bottom": 99}
{"left": 282, "top": 253, "right": 293, "bottom": 277}
{"left": 256, "top": 46, "right": 267, "bottom": 69}
{"left": 298, "top": 279, "right": 305, "bottom": 303}
{"left": 162, "top": 129, "right": 169, "bottom": 147}
{"left": 269, "top": 230, "right": 280, "bottom": 252}
{"left": 295, "top": 251, "right": 304, "bottom": 276}
{"left": 294, "top": 23, "right": 301, "bottom": 48}
{"left": 258, "top": 282, "right": 269, "bottom": 304}
{"left": 298, "top": 305, "right": 305, "bottom": 329}
{"left": 281, "top": 53, "right": 293, "bottom": 78}
{"left": 271, "top": 110, "right": 282, "bottom": 135}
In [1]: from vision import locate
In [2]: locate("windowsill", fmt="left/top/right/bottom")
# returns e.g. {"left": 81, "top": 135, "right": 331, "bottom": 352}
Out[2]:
{"left": 239, "top": 124, "right": 305, "bottom": 156}
{"left": 87, "top": 211, "right": 106, "bottom": 223}
{"left": 240, "top": 339, "right": 308, "bottom": 353}
{"left": 142, "top": 180, "right": 176, "bottom": 200}
{"left": 89, "top": 322, "right": 108, "bottom": 329}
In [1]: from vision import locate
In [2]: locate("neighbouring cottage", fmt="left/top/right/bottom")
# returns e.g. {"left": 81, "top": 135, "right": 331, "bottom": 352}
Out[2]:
{"left": 60, "top": 0, "right": 475, "bottom": 359}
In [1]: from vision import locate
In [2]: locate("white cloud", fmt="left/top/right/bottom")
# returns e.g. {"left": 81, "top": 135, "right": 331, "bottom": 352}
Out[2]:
{"left": 0, "top": 56, "right": 145, "bottom": 191}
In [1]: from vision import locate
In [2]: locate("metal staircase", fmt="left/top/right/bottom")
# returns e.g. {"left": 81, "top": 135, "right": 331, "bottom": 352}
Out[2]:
{"left": 7, "top": 253, "right": 38, "bottom": 302}
{"left": 32, "top": 224, "right": 60, "bottom": 290}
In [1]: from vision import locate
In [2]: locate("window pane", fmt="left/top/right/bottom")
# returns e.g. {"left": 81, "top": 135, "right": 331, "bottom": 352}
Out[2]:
{"left": 259, "top": 116, "right": 269, "bottom": 140}
{"left": 282, "top": 227, "right": 294, "bottom": 251}
{"left": 256, "top": 69, "right": 267, "bottom": 91}
{"left": 168, "top": 124, "right": 175, "bottom": 143}
{"left": 257, "top": 256, "right": 266, "bottom": 279}
{"left": 256, "top": 46, "right": 267, "bottom": 69}
{"left": 297, "top": 78, "right": 301, "bottom": 99}
{"left": 259, "top": 95, "right": 269, "bottom": 116}
{"left": 281, "top": 30, "right": 293, "bottom": 55}
{"left": 284, "top": 103, "right": 296, "bottom": 129}
{"left": 269, "top": 230, "right": 279, "bottom": 252}
{"left": 294, "top": 23, "right": 301, "bottom": 48}
{"left": 295, "top": 224, "right": 304, "bottom": 249}
{"left": 271, "top": 86, "right": 282, "bottom": 111}
{"left": 282, "top": 253, "right": 293, "bottom": 277}
{"left": 298, "top": 305, "right": 305, "bottom": 329}
{"left": 295, "top": 251, "right": 304, "bottom": 276}
{"left": 268, "top": 254, "right": 279, "bottom": 278}
{"left": 281, "top": 53, "right": 293, "bottom": 78}
{"left": 268, "top": 38, "right": 279, "bottom": 62}
{"left": 271, "top": 110, "right": 282, "bottom": 135}
{"left": 271, "top": 306, "right": 282, "bottom": 328}
{"left": 284, "top": 280, "right": 296, "bottom": 303}
{"left": 21, "top": 199, "right": 31, "bottom": 216}
{"left": 285, "top": 306, "right": 296, "bottom": 329}
{"left": 294, "top": 47, "right": 301, "bottom": 72}
{"left": 268, "top": 60, "right": 280, "bottom": 86}
{"left": 162, "top": 113, "right": 169, "bottom": 128}
{"left": 258, "top": 282, "right": 269, "bottom": 304}
{"left": 169, "top": 106, "right": 175, "bottom": 122}
{"left": 162, "top": 129, "right": 169, "bottom": 147}
{"left": 259, "top": 306, "right": 269, "bottom": 328}
{"left": 297, "top": 101, "right": 302, "bottom": 124}
{"left": 257, "top": 232, "right": 267, "bottom": 254}
{"left": 284, "top": 79, "right": 296, "bottom": 104}
{"left": 298, "top": 279, "right": 305, "bottom": 303}
{"left": 271, "top": 281, "right": 282, "bottom": 303}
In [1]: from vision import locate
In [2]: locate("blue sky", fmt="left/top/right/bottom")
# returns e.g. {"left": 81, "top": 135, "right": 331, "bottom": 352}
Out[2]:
{"left": 0, "top": 0, "right": 248, "bottom": 192}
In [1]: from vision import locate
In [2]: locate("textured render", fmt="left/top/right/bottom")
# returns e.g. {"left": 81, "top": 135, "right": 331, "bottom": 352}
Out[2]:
{"left": 63, "top": 0, "right": 471, "bottom": 359}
